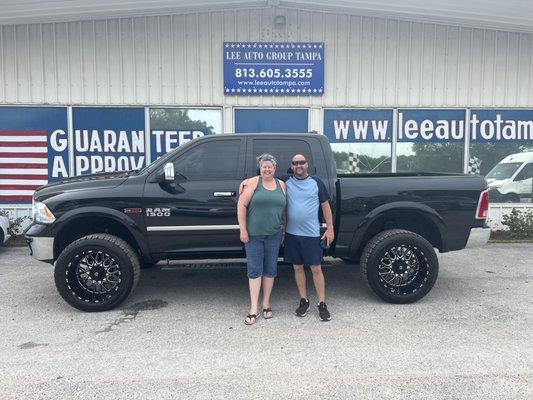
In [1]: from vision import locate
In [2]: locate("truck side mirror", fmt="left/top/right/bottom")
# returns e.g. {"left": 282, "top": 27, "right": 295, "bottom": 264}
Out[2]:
{"left": 164, "top": 162, "right": 175, "bottom": 181}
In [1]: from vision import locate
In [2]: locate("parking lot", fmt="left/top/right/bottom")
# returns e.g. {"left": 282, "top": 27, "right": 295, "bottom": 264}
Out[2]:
{"left": 0, "top": 244, "right": 531, "bottom": 399}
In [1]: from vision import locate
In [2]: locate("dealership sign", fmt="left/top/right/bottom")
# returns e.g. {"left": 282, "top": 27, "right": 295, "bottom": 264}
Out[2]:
{"left": 324, "top": 109, "right": 532, "bottom": 143}
{"left": 470, "top": 110, "right": 533, "bottom": 142}
{"left": 397, "top": 109, "right": 466, "bottom": 142}
{"left": 72, "top": 108, "right": 146, "bottom": 175}
{"left": 150, "top": 129, "right": 207, "bottom": 160}
{"left": 0, "top": 107, "right": 69, "bottom": 203}
{"left": 323, "top": 109, "right": 393, "bottom": 143}
{"left": 223, "top": 42, "right": 324, "bottom": 95}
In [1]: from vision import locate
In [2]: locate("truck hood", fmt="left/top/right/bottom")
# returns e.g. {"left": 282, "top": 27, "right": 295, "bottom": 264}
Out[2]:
{"left": 34, "top": 171, "right": 132, "bottom": 201}
{"left": 486, "top": 178, "right": 510, "bottom": 188}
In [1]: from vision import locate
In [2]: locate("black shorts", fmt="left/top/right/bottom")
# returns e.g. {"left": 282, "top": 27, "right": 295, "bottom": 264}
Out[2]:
{"left": 283, "top": 233, "right": 323, "bottom": 266}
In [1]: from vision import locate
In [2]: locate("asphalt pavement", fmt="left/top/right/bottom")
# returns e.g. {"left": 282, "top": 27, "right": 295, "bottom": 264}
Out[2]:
{"left": 0, "top": 244, "right": 531, "bottom": 400}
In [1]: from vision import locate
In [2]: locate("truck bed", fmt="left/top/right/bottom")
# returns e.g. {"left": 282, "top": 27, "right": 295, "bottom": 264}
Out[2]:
{"left": 334, "top": 173, "right": 487, "bottom": 256}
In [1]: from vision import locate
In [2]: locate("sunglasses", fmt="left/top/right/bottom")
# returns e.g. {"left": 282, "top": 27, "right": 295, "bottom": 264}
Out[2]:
{"left": 291, "top": 160, "right": 307, "bottom": 166}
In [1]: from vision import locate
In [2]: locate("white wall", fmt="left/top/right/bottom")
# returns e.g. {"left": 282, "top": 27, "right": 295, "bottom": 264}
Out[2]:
{"left": 1, "top": 7, "right": 532, "bottom": 110}
{"left": 486, "top": 203, "right": 533, "bottom": 231}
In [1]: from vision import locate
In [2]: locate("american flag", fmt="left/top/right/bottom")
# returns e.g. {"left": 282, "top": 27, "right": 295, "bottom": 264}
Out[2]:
{"left": 0, "top": 130, "right": 48, "bottom": 203}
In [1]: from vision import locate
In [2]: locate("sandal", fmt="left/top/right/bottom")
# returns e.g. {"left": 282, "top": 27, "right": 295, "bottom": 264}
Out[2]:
{"left": 262, "top": 308, "right": 273, "bottom": 319}
{"left": 244, "top": 313, "right": 260, "bottom": 325}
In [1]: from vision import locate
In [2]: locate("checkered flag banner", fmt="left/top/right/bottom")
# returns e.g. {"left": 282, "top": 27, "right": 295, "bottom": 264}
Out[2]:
{"left": 348, "top": 152, "right": 360, "bottom": 173}
{"left": 468, "top": 156, "right": 481, "bottom": 175}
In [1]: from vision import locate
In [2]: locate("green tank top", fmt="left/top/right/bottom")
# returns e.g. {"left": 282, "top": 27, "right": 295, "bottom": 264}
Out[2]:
{"left": 247, "top": 177, "right": 286, "bottom": 236}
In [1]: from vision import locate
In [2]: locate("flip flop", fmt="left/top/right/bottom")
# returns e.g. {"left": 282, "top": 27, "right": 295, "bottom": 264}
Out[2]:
{"left": 244, "top": 313, "right": 260, "bottom": 325}
{"left": 262, "top": 308, "right": 273, "bottom": 319}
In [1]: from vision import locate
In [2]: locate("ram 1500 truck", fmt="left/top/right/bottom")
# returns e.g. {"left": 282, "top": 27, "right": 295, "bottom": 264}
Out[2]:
{"left": 25, "top": 133, "right": 490, "bottom": 311}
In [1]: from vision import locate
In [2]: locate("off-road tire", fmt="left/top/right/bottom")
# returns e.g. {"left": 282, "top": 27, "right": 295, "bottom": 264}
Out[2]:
{"left": 54, "top": 234, "right": 140, "bottom": 312}
{"left": 360, "top": 229, "right": 438, "bottom": 304}
{"left": 141, "top": 261, "right": 157, "bottom": 269}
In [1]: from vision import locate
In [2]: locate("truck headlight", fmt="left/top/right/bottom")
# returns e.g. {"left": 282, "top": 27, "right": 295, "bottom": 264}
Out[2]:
{"left": 33, "top": 201, "right": 56, "bottom": 224}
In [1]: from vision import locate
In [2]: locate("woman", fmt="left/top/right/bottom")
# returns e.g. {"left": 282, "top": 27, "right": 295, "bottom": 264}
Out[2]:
{"left": 237, "top": 153, "right": 287, "bottom": 325}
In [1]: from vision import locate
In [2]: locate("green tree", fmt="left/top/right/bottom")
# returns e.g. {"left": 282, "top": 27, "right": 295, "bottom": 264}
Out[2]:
{"left": 150, "top": 109, "right": 215, "bottom": 134}
{"left": 406, "top": 143, "right": 464, "bottom": 173}
{"left": 332, "top": 151, "right": 348, "bottom": 164}
{"left": 400, "top": 142, "right": 533, "bottom": 175}
{"left": 470, "top": 143, "right": 532, "bottom": 175}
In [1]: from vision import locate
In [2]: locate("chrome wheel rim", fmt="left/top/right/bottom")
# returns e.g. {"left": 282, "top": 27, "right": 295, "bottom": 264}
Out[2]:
{"left": 378, "top": 244, "right": 430, "bottom": 296}
{"left": 66, "top": 250, "right": 122, "bottom": 303}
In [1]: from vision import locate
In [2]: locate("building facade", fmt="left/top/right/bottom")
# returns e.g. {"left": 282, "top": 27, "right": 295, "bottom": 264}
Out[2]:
{"left": 1, "top": 2, "right": 532, "bottom": 213}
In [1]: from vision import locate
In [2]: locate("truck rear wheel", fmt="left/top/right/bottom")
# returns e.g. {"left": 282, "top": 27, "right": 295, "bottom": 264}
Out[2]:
{"left": 360, "top": 229, "right": 438, "bottom": 304}
{"left": 54, "top": 234, "right": 140, "bottom": 312}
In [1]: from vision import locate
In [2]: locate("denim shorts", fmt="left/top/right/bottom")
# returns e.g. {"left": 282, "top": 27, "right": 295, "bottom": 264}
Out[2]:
{"left": 244, "top": 231, "right": 282, "bottom": 279}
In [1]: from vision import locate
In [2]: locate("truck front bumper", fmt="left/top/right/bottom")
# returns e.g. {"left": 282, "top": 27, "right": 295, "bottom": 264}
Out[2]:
{"left": 26, "top": 236, "right": 54, "bottom": 261}
{"left": 465, "top": 227, "right": 491, "bottom": 248}
{"left": 25, "top": 223, "right": 55, "bottom": 262}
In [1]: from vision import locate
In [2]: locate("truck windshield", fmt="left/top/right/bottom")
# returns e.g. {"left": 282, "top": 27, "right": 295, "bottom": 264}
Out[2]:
{"left": 486, "top": 162, "right": 522, "bottom": 179}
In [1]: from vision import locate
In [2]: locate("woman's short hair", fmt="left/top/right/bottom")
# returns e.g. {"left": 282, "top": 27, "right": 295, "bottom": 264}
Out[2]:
{"left": 256, "top": 153, "right": 277, "bottom": 168}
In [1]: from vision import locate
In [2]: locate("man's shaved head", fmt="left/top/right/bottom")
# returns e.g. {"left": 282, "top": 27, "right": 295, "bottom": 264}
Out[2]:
{"left": 291, "top": 153, "right": 309, "bottom": 178}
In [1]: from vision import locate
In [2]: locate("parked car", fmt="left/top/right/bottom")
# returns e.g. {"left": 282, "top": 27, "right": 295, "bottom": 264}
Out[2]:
{"left": 25, "top": 133, "right": 490, "bottom": 311}
{"left": 0, "top": 214, "right": 10, "bottom": 246}
{"left": 486, "top": 151, "right": 533, "bottom": 202}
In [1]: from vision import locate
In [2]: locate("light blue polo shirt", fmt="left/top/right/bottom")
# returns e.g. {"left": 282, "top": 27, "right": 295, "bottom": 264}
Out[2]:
{"left": 283, "top": 175, "right": 330, "bottom": 237}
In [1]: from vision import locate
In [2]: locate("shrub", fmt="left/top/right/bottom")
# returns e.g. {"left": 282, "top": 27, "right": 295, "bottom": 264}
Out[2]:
{"left": 501, "top": 208, "right": 533, "bottom": 238}
{"left": 0, "top": 210, "right": 31, "bottom": 236}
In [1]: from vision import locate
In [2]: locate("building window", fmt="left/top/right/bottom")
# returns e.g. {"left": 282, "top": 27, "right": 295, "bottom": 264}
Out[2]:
{"left": 469, "top": 110, "right": 533, "bottom": 203}
{"left": 235, "top": 108, "right": 309, "bottom": 133}
{"left": 396, "top": 110, "right": 466, "bottom": 174}
{"left": 323, "top": 109, "right": 393, "bottom": 173}
{"left": 149, "top": 108, "right": 222, "bottom": 160}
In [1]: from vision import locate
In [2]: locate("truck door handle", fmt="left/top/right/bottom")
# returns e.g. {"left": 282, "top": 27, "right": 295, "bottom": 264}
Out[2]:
{"left": 213, "top": 191, "right": 236, "bottom": 197}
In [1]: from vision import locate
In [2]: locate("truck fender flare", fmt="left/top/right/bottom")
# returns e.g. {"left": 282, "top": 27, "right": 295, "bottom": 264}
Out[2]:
{"left": 349, "top": 201, "right": 445, "bottom": 253}
{"left": 51, "top": 206, "right": 149, "bottom": 258}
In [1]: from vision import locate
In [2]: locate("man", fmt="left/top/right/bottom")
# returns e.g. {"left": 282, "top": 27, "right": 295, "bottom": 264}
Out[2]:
{"left": 284, "top": 154, "right": 334, "bottom": 321}
{"left": 239, "top": 153, "right": 335, "bottom": 321}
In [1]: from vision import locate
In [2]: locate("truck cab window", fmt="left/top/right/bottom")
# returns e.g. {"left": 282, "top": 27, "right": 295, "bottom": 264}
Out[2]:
{"left": 173, "top": 139, "right": 241, "bottom": 180}
{"left": 252, "top": 139, "right": 313, "bottom": 175}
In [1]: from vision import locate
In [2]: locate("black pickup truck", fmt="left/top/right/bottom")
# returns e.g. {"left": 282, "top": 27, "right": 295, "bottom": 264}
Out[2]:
{"left": 26, "top": 133, "right": 490, "bottom": 311}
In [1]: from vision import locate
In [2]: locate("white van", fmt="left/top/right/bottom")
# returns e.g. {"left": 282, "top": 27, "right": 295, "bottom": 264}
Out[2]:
{"left": 486, "top": 152, "right": 533, "bottom": 202}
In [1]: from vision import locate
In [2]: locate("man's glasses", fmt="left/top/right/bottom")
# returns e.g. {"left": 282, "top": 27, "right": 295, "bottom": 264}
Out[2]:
{"left": 291, "top": 160, "right": 307, "bottom": 166}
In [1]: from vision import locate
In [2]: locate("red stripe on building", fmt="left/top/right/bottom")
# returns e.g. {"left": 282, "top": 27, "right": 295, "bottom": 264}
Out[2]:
{"left": 0, "top": 174, "right": 47, "bottom": 180}
{"left": 0, "top": 152, "right": 48, "bottom": 158}
{"left": 0, "top": 141, "right": 47, "bottom": 147}
{"left": 0, "top": 195, "right": 33, "bottom": 202}
{"left": 0, "top": 130, "right": 46, "bottom": 136}
{"left": 0, "top": 184, "right": 42, "bottom": 190}
{"left": 0, "top": 163, "right": 48, "bottom": 169}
